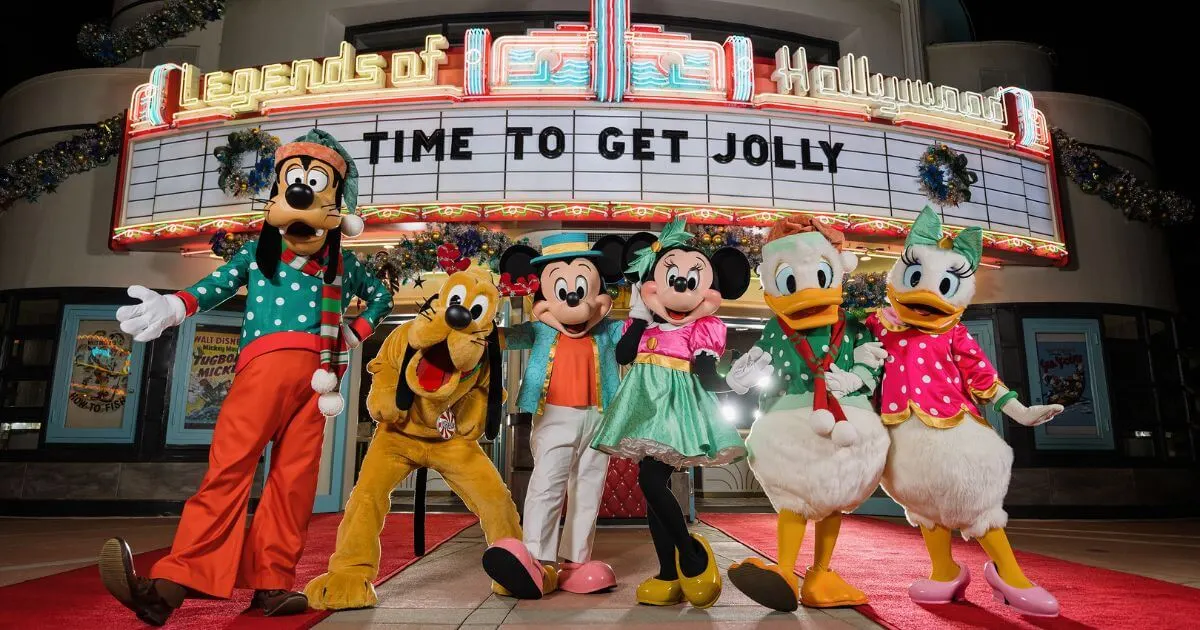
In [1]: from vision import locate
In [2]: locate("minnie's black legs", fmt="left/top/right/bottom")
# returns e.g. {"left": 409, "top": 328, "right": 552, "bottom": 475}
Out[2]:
{"left": 639, "top": 458, "right": 706, "bottom": 578}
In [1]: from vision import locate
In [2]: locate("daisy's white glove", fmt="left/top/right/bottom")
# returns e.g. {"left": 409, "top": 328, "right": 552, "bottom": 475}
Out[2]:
{"left": 825, "top": 364, "right": 864, "bottom": 398}
{"left": 726, "top": 346, "right": 773, "bottom": 395}
{"left": 853, "top": 341, "right": 888, "bottom": 370}
{"left": 627, "top": 282, "right": 653, "bottom": 323}
{"left": 1003, "top": 399, "right": 1063, "bottom": 427}
{"left": 116, "top": 285, "right": 187, "bottom": 342}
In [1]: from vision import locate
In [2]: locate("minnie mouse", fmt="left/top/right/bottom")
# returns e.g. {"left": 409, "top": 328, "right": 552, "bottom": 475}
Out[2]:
{"left": 481, "top": 233, "right": 633, "bottom": 599}
{"left": 590, "top": 218, "right": 751, "bottom": 609}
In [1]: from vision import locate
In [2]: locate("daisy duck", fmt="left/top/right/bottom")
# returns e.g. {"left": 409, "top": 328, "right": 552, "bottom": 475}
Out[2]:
{"left": 865, "top": 207, "right": 1064, "bottom": 617}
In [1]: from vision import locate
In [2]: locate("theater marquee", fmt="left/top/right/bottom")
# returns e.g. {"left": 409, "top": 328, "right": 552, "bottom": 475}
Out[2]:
{"left": 111, "top": 0, "right": 1067, "bottom": 264}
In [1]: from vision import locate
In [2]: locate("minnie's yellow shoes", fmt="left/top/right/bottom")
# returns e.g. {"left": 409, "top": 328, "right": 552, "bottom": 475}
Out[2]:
{"left": 675, "top": 533, "right": 722, "bottom": 608}
{"left": 635, "top": 577, "right": 684, "bottom": 606}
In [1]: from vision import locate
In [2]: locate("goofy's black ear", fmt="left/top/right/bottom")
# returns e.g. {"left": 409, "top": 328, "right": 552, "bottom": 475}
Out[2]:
{"left": 256, "top": 222, "right": 282, "bottom": 279}
{"left": 484, "top": 327, "right": 504, "bottom": 441}
{"left": 394, "top": 341, "right": 417, "bottom": 412}
{"left": 592, "top": 235, "right": 627, "bottom": 283}
{"left": 711, "top": 247, "right": 752, "bottom": 300}
{"left": 498, "top": 244, "right": 539, "bottom": 281}
{"left": 622, "top": 232, "right": 658, "bottom": 284}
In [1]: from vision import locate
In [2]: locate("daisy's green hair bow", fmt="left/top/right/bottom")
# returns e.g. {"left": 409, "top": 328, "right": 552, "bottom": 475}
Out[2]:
{"left": 905, "top": 206, "right": 983, "bottom": 271}
{"left": 626, "top": 217, "right": 693, "bottom": 280}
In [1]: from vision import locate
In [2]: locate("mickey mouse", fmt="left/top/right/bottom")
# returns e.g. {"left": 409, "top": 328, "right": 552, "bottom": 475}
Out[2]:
{"left": 590, "top": 218, "right": 752, "bottom": 608}
{"left": 481, "top": 232, "right": 633, "bottom": 599}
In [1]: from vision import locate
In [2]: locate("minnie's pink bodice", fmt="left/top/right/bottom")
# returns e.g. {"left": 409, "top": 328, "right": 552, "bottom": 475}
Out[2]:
{"left": 624, "top": 316, "right": 726, "bottom": 361}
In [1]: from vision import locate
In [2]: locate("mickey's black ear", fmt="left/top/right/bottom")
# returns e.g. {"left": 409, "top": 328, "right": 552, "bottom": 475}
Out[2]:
{"left": 498, "top": 244, "right": 539, "bottom": 279}
{"left": 711, "top": 247, "right": 752, "bottom": 300}
{"left": 622, "top": 232, "right": 658, "bottom": 283}
{"left": 591, "top": 235, "right": 626, "bottom": 283}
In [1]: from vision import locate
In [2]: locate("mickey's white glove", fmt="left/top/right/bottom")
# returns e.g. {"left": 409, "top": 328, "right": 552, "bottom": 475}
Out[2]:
{"left": 825, "top": 364, "right": 864, "bottom": 398}
{"left": 726, "top": 346, "right": 773, "bottom": 395}
{"left": 628, "top": 282, "right": 653, "bottom": 323}
{"left": 116, "top": 285, "right": 187, "bottom": 342}
{"left": 853, "top": 341, "right": 888, "bottom": 369}
{"left": 1002, "top": 399, "right": 1063, "bottom": 427}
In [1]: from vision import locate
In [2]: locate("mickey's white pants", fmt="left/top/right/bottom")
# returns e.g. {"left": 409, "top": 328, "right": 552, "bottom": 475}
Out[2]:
{"left": 522, "top": 404, "right": 610, "bottom": 564}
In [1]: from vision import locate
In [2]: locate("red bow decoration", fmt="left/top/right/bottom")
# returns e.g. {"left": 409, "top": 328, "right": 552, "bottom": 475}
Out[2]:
{"left": 498, "top": 272, "right": 540, "bottom": 297}
{"left": 436, "top": 243, "right": 470, "bottom": 274}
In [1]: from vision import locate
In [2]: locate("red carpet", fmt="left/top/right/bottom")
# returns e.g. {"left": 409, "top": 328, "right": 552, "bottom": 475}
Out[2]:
{"left": 0, "top": 512, "right": 477, "bottom": 630}
{"left": 701, "top": 512, "right": 1200, "bottom": 630}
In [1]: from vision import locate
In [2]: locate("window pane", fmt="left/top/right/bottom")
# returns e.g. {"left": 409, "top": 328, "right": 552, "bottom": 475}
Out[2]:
{"left": 1102, "top": 314, "right": 1140, "bottom": 340}
{"left": 16, "top": 299, "right": 57, "bottom": 326}
{"left": 1106, "top": 340, "right": 1150, "bottom": 386}
{"left": 353, "top": 23, "right": 442, "bottom": 51}
{"left": 181, "top": 323, "right": 242, "bottom": 434}
{"left": 447, "top": 19, "right": 543, "bottom": 44}
{"left": 2, "top": 380, "right": 47, "bottom": 407}
{"left": 9, "top": 338, "right": 55, "bottom": 368}
{"left": 61, "top": 321, "right": 133, "bottom": 429}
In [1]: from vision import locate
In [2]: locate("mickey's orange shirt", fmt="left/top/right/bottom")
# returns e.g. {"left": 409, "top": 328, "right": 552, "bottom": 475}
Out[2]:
{"left": 545, "top": 333, "right": 597, "bottom": 408}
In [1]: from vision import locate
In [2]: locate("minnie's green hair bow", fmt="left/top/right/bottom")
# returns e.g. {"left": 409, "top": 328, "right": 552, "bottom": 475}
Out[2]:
{"left": 626, "top": 217, "right": 693, "bottom": 279}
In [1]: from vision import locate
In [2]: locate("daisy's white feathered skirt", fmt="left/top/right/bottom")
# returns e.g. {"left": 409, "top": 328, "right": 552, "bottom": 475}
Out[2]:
{"left": 881, "top": 417, "right": 1012, "bottom": 539}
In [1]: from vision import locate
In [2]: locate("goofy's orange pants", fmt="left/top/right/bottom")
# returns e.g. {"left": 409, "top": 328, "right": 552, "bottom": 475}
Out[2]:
{"left": 151, "top": 349, "right": 326, "bottom": 598}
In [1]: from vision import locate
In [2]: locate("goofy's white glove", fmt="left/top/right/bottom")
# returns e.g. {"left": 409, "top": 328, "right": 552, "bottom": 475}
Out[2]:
{"left": 116, "top": 285, "right": 187, "bottom": 342}
{"left": 726, "top": 346, "right": 773, "bottom": 395}
{"left": 627, "top": 282, "right": 653, "bottom": 323}
{"left": 853, "top": 341, "right": 888, "bottom": 370}
{"left": 825, "top": 364, "right": 864, "bottom": 399}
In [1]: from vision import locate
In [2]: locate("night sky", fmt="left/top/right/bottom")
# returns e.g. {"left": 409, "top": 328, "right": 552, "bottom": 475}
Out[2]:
{"left": 2, "top": 3, "right": 1196, "bottom": 313}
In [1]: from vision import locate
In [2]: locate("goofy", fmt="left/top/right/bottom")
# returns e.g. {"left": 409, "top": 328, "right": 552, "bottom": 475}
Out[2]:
{"left": 99, "top": 129, "right": 392, "bottom": 626}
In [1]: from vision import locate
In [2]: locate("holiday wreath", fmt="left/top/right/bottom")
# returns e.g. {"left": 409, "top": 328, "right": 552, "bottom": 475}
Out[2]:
{"left": 213, "top": 128, "right": 280, "bottom": 198}
{"left": 918, "top": 143, "right": 978, "bottom": 207}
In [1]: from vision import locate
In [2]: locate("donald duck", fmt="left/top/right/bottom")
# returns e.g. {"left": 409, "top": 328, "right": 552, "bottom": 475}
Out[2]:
{"left": 865, "top": 207, "right": 1064, "bottom": 617}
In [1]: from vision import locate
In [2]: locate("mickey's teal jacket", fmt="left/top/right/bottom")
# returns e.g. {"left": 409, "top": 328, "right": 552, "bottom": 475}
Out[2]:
{"left": 502, "top": 319, "right": 624, "bottom": 415}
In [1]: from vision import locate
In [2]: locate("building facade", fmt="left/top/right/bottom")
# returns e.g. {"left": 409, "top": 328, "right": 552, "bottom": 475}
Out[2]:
{"left": 0, "top": 0, "right": 1194, "bottom": 518}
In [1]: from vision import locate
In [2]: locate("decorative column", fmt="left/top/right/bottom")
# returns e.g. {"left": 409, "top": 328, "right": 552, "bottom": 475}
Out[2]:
{"left": 899, "top": 0, "right": 926, "bottom": 81}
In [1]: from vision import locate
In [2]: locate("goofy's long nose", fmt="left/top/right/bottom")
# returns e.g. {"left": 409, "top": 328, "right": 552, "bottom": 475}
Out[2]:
{"left": 672, "top": 276, "right": 689, "bottom": 293}
{"left": 285, "top": 183, "right": 315, "bottom": 209}
{"left": 445, "top": 304, "right": 472, "bottom": 330}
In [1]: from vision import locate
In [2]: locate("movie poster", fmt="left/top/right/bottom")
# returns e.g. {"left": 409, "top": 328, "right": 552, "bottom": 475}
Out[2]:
{"left": 65, "top": 321, "right": 132, "bottom": 429}
{"left": 183, "top": 325, "right": 240, "bottom": 432}
{"left": 1032, "top": 331, "right": 1095, "bottom": 437}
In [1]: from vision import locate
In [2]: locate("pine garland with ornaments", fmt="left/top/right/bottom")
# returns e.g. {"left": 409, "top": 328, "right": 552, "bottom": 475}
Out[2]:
{"left": 1052, "top": 128, "right": 1194, "bottom": 227}
{"left": 918, "top": 143, "right": 978, "bottom": 207}
{"left": 213, "top": 128, "right": 281, "bottom": 198}
{"left": 687, "top": 224, "right": 765, "bottom": 271}
{"left": 0, "top": 113, "right": 125, "bottom": 213}
{"left": 842, "top": 272, "right": 889, "bottom": 319}
{"left": 366, "top": 224, "right": 529, "bottom": 291}
{"left": 78, "top": 0, "right": 225, "bottom": 67}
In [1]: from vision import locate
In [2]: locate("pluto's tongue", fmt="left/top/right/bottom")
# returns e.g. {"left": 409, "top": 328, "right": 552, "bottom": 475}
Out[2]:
{"left": 416, "top": 356, "right": 451, "bottom": 391}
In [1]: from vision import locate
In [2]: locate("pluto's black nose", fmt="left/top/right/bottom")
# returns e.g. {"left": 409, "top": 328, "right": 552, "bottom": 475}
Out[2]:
{"left": 285, "top": 183, "right": 314, "bottom": 209}
{"left": 445, "top": 304, "right": 472, "bottom": 330}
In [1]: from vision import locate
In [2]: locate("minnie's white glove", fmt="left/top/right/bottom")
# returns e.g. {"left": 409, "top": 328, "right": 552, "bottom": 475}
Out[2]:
{"left": 853, "top": 341, "right": 888, "bottom": 369}
{"left": 825, "top": 364, "right": 864, "bottom": 398}
{"left": 1002, "top": 399, "right": 1063, "bottom": 427}
{"left": 116, "top": 285, "right": 187, "bottom": 342}
{"left": 627, "top": 282, "right": 653, "bottom": 323}
{"left": 726, "top": 346, "right": 773, "bottom": 395}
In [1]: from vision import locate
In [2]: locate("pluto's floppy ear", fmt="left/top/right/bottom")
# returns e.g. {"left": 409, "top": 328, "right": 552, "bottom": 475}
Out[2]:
{"left": 484, "top": 327, "right": 504, "bottom": 441}
{"left": 394, "top": 341, "right": 417, "bottom": 412}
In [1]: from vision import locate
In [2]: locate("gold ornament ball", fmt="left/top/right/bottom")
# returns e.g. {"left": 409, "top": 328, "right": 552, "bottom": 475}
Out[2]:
{"left": 432, "top": 231, "right": 441, "bottom": 240}
{"left": 701, "top": 234, "right": 712, "bottom": 243}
